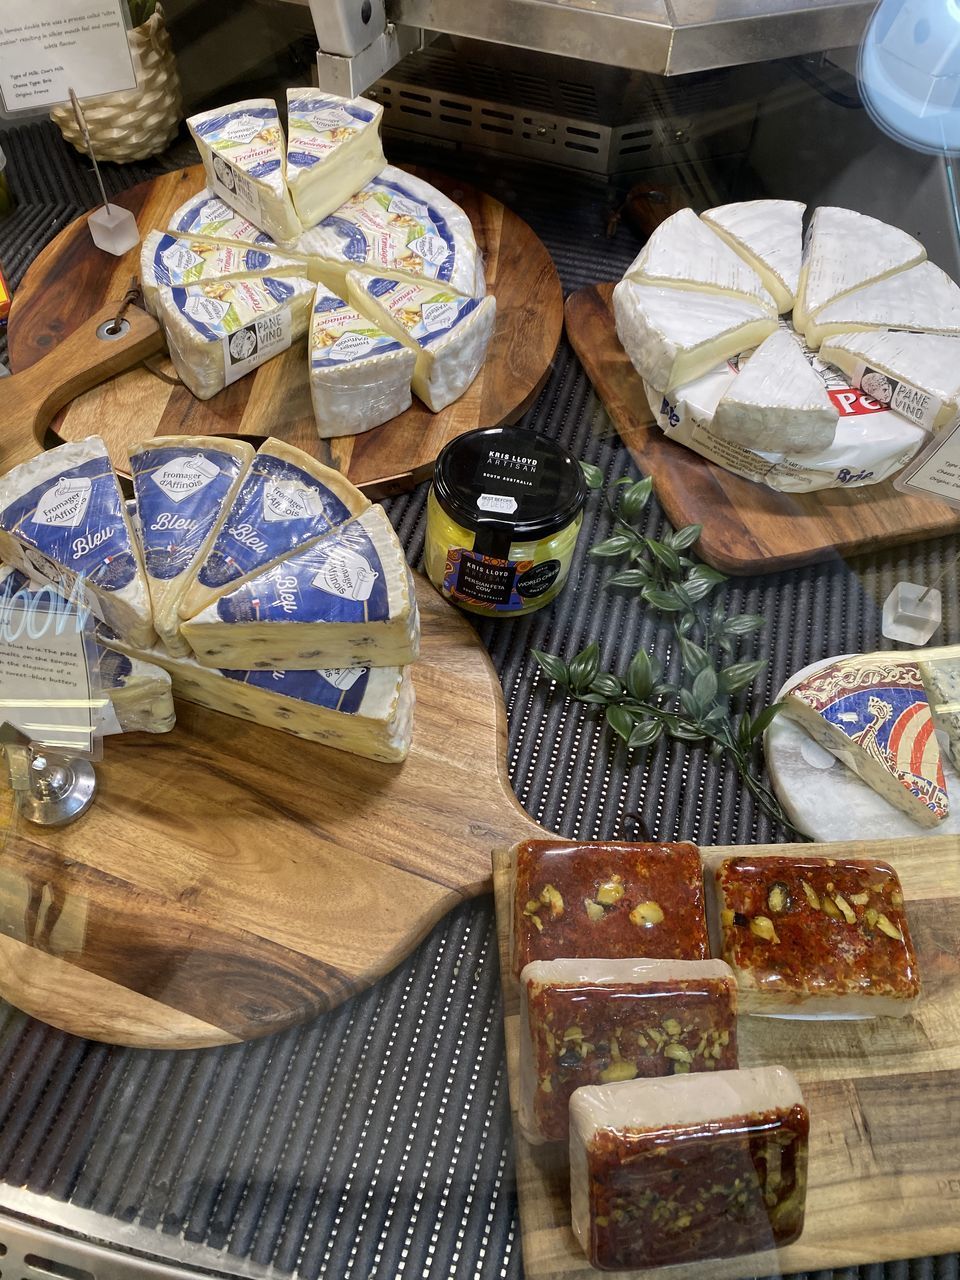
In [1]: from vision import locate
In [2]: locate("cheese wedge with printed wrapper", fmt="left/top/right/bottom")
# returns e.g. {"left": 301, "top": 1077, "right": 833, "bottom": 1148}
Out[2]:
{"left": 130, "top": 437, "right": 253, "bottom": 656}
{"left": 178, "top": 437, "right": 370, "bottom": 624}
{"left": 820, "top": 330, "right": 960, "bottom": 433}
{"left": 0, "top": 438, "right": 155, "bottom": 649}
{"left": 286, "top": 88, "right": 385, "bottom": 228}
{"left": 700, "top": 199, "right": 804, "bottom": 315}
{"left": 180, "top": 505, "right": 419, "bottom": 671}
{"left": 167, "top": 189, "right": 276, "bottom": 249}
{"left": 783, "top": 657, "right": 948, "bottom": 826}
{"left": 140, "top": 231, "right": 307, "bottom": 316}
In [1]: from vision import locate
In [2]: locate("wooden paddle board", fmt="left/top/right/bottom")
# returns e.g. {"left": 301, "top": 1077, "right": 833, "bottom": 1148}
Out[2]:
{"left": 564, "top": 283, "right": 960, "bottom": 575}
{"left": 6, "top": 166, "right": 563, "bottom": 498}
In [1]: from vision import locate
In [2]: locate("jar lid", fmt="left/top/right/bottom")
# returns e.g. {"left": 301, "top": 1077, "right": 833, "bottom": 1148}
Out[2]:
{"left": 433, "top": 427, "right": 587, "bottom": 545}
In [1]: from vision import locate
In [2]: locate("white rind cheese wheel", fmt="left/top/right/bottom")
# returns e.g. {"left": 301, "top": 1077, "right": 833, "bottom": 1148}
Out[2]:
{"left": 700, "top": 199, "right": 804, "bottom": 314}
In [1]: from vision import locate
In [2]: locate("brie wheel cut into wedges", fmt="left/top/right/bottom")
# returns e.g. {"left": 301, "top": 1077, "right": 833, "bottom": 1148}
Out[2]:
{"left": 285, "top": 88, "right": 385, "bottom": 228}
{"left": 624, "top": 208, "right": 776, "bottom": 312}
{"left": 803, "top": 261, "right": 960, "bottom": 348}
{"left": 820, "top": 330, "right": 960, "bottom": 433}
{"left": 129, "top": 437, "right": 254, "bottom": 656}
{"left": 186, "top": 99, "right": 302, "bottom": 246}
{"left": 612, "top": 279, "right": 778, "bottom": 393}
{"left": 700, "top": 200, "right": 804, "bottom": 315}
{"left": 180, "top": 505, "right": 419, "bottom": 671}
{"left": 167, "top": 189, "right": 276, "bottom": 249}
{"left": 179, "top": 436, "right": 370, "bottom": 624}
{"left": 793, "top": 206, "right": 926, "bottom": 331}
{"left": 140, "top": 231, "right": 306, "bottom": 316}
{"left": 712, "top": 328, "right": 837, "bottom": 454}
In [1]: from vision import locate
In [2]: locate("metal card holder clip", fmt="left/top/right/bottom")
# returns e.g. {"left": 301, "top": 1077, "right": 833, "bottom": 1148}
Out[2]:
{"left": 0, "top": 722, "right": 97, "bottom": 827}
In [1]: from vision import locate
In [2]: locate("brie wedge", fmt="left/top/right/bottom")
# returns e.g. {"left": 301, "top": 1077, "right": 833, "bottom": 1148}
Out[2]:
{"left": 820, "top": 330, "right": 960, "bottom": 432}
{"left": 700, "top": 200, "right": 804, "bottom": 314}
{"left": 285, "top": 88, "right": 385, "bottom": 227}
{"left": 167, "top": 189, "right": 276, "bottom": 249}
{"left": 712, "top": 328, "right": 837, "bottom": 454}
{"left": 140, "top": 231, "right": 306, "bottom": 316}
{"left": 803, "top": 260, "right": 960, "bottom": 348}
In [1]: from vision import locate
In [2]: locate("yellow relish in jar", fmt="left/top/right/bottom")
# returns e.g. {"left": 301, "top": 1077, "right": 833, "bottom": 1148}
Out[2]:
{"left": 425, "top": 426, "right": 587, "bottom": 617}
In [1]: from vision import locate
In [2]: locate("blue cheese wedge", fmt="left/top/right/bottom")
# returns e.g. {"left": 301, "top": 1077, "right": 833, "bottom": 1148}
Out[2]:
{"left": 348, "top": 273, "right": 496, "bottom": 412}
{"left": 285, "top": 87, "right": 385, "bottom": 227}
{"left": 613, "top": 279, "right": 778, "bottom": 393}
{"left": 820, "top": 330, "right": 960, "bottom": 433}
{"left": 129, "top": 437, "right": 253, "bottom": 655}
{"left": 297, "top": 165, "right": 485, "bottom": 298}
{"left": 310, "top": 283, "right": 415, "bottom": 436}
{"left": 179, "top": 436, "right": 369, "bottom": 622}
{"left": 783, "top": 657, "right": 949, "bottom": 827}
{"left": 712, "top": 328, "right": 837, "bottom": 454}
{"left": 186, "top": 99, "right": 301, "bottom": 246}
{"left": 920, "top": 657, "right": 960, "bottom": 773}
{"left": 803, "top": 261, "right": 960, "bottom": 349}
{"left": 140, "top": 231, "right": 307, "bottom": 316}
{"left": 0, "top": 438, "right": 155, "bottom": 648}
{"left": 167, "top": 188, "right": 276, "bottom": 249}
{"left": 156, "top": 275, "right": 314, "bottom": 400}
{"left": 180, "top": 504, "right": 419, "bottom": 671}
{"left": 700, "top": 200, "right": 804, "bottom": 315}
{"left": 624, "top": 209, "right": 776, "bottom": 312}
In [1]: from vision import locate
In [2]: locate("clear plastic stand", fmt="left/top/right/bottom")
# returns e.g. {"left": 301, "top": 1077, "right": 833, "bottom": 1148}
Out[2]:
{"left": 69, "top": 88, "right": 139, "bottom": 257}
{"left": 881, "top": 582, "right": 943, "bottom": 645}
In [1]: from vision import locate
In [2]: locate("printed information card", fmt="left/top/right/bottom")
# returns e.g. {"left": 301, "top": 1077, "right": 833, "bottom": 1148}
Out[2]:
{"left": 0, "top": 0, "right": 135, "bottom": 114}
{"left": 894, "top": 418, "right": 960, "bottom": 510}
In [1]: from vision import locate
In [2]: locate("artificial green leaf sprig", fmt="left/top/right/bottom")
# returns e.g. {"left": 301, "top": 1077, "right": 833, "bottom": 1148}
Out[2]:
{"left": 534, "top": 468, "right": 808, "bottom": 840}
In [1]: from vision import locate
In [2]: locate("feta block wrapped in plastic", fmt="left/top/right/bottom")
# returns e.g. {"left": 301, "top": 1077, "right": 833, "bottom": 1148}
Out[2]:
{"left": 509, "top": 839, "right": 709, "bottom": 979}
{"left": 707, "top": 853, "right": 920, "bottom": 1017}
{"left": 518, "top": 957, "right": 738, "bottom": 1144}
{"left": 569, "top": 1065, "right": 809, "bottom": 1270}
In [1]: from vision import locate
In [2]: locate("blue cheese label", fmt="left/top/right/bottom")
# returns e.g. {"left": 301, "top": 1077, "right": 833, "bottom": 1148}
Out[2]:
{"left": 851, "top": 360, "right": 942, "bottom": 432}
{"left": 0, "top": 457, "right": 139, "bottom": 596}
{"left": 170, "top": 194, "right": 274, "bottom": 247}
{"left": 196, "top": 451, "right": 355, "bottom": 589}
{"left": 214, "top": 521, "right": 388, "bottom": 625}
{"left": 311, "top": 290, "right": 404, "bottom": 368}
{"left": 132, "top": 446, "right": 247, "bottom": 581}
{"left": 220, "top": 664, "right": 371, "bottom": 713}
{"left": 364, "top": 277, "right": 479, "bottom": 346}
{"left": 320, "top": 174, "right": 458, "bottom": 282}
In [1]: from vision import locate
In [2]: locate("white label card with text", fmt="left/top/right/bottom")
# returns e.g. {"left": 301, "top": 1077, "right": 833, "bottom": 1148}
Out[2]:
{"left": 0, "top": 0, "right": 135, "bottom": 114}
{"left": 894, "top": 419, "right": 960, "bottom": 510}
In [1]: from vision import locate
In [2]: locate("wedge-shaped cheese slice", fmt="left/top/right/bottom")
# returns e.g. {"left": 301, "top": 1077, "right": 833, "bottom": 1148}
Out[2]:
{"left": 100, "top": 626, "right": 413, "bottom": 762}
{"left": 140, "top": 231, "right": 307, "bottom": 316}
{"left": 612, "top": 279, "right": 778, "bottom": 394}
{"left": 179, "top": 437, "right": 369, "bottom": 622}
{"left": 804, "top": 261, "right": 960, "bottom": 348}
{"left": 186, "top": 99, "right": 301, "bottom": 246}
{"left": 310, "top": 283, "right": 415, "bottom": 437}
{"left": 821, "top": 330, "right": 960, "bottom": 433}
{"left": 348, "top": 273, "right": 496, "bottom": 412}
{"left": 286, "top": 88, "right": 385, "bottom": 227}
{"left": 712, "top": 328, "right": 837, "bottom": 454}
{"left": 181, "top": 505, "right": 419, "bottom": 670}
{"left": 298, "top": 165, "right": 485, "bottom": 299}
{"left": 700, "top": 200, "right": 804, "bottom": 314}
{"left": 0, "top": 438, "right": 154, "bottom": 648}
{"left": 783, "top": 657, "right": 948, "bottom": 827}
{"left": 793, "top": 206, "right": 926, "bottom": 331}
{"left": 624, "top": 209, "right": 776, "bottom": 312}
{"left": 130, "top": 437, "right": 253, "bottom": 656}
{"left": 167, "top": 189, "right": 276, "bottom": 249}
{"left": 920, "top": 656, "right": 960, "bottom": 773}
{"left": 156, "top": 275, "right": 314, "bottom": 400}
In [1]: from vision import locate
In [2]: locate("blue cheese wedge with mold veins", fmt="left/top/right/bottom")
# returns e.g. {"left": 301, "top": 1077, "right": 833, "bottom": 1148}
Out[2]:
{"left": 178, "top": 436, "right": 369, "bottom": 623}
{"left": 129, "top": 437, "right": 253, "bottom": 656}
{"left": 167, "top": 188, "right": 276, "bottom": 249}
{"left": 310, "top": 283, "right": 415, "bottom": 437}
{"left": 0, "top": 438, "right": 155, "bottom": 648}
{"left": 919, "top": 656, "right": 960, "bottom": 774}
{"left": 186, "top": 100, "right": 301, "bottom": 246}
{"left": 347, "top": 273, "right": 496, "bottom": 412}
{"left": 140, "top": 231, "right": 307, "bottom": 316}
{"left": 180, "top": 504, "right": 419, "bottom": 671}
{"left": 297, "top": 165, "right": 485, "bottom": 299}
{"left": 155, "top": 275, "right": 314, "bottom": 400}
{"left": 285, "top": 87, "right": 385, "bottom": 228}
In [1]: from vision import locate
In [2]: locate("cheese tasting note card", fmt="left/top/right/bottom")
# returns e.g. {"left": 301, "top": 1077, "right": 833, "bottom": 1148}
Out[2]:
{"left": 895, "top": 419, "right": 960, "bottom": 510}
{"left": 0, "top": 0, "right": 135, "bottom": 114}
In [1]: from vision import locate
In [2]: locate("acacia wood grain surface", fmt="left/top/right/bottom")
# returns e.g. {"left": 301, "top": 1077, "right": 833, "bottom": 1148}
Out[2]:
{"left": 564, "top": 283, "right": 960, "bottom": 575}
{"left": 6, "top": 167, "right": 563, "bottom": 498}
{"left": 492, "top": 838, "right": 960, "bottom": 1278}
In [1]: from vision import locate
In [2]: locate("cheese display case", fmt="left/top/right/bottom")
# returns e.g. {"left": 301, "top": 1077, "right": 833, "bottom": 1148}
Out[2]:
{"left": 2, "top": 12, "right": 960, "bottom": 1280}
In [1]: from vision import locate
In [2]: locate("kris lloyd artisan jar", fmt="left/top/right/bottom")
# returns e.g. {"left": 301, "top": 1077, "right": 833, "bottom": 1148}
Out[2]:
{"left": 425, "top": 426, "right": 588, "bottom": 617}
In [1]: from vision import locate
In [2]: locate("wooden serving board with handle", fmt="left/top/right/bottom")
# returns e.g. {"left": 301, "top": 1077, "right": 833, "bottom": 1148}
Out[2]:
{"left": 493, "top": 838, "right": 960, "bottom": 1278}
{"left": 7, "top": 165, "right": 563, "bottom": 498}
{"left": 565, "top": 283, "right": 960, "bottom": 575}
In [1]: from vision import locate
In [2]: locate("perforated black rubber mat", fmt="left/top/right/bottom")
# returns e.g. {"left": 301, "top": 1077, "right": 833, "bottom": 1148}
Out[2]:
{"left": 0, "top": 121, "right": 957, "bottom": 1280}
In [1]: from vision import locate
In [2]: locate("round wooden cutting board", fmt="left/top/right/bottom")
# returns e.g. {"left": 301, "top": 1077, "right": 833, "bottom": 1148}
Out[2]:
{"left": 7, "top": 166, "right": 563, "bottom": 497}
{"left": 0, "top": 576, "right": 545, "bottom": 1050}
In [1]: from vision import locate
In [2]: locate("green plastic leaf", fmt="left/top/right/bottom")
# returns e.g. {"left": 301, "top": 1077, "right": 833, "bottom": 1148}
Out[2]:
{"left": 605, "top": 704, "right": 636, "bottom": 743}
{"left": 681, "top": 576, "right": 719, "bottom": 604}
{"left": 642, "top": 586, "right": 684, "bottom": 611}
{"left": 579, "top": 460, "right": 604, "bottom": 490}
{"left": 676, "top": 612, "right": 696, "bottom": 636}
{"left": 672, "top": 725, "right": 707, "bottom": 743}
{"left": 591, "top": 673, "right": 624, "bottom": 699}
{"left": 722, "top": 614, "right": 766, "bottom": 636}
{"left": 628, "top": 720, "right": 663, "bottom": 749}
{"left": 568, "top": 642, "right": 600, "bottom": 692}
{"left": 669, "top": 524, "right": 703, "bottom": 551}
{"left": 578, "top": 692, "right": 612, "bottom": 705}
{"left": 679, "top": 687, "right": 702, "bottom": 719}
{"left": 532, "top": 650, "right": 569, "bottom": 685}
{"left": 749, "top": 701, "right": 785, "bottom": 738}
{"left": 626, "top": 650, "right": 654, "bottom": 701}
{"left": 607, "top": 569, "right": 650, "bottom": 590}
{"left": 693, "top": 666, "right": 719, "bottom": 706}
{"left": 621, "top": 479, "right": 653, "bottom": 522}
{"left": 672, "top": 584, "right": 695, "bottom": 610}
{"left": 719, "top": 659, "right": 767, "bottom": 694}
{"left": 702, "top": 705, "right": 728, "bottom": 727}
{"left": 687, "top": 564, "right": 727, "bottom": 586}
{"left": 678, "top": 637, "right": 711, "bottom": 675}
{"left": 646, "top": 539, "right": 682, "bottom": 575}
{"left": 591, "top": 534, "right": 637, "bottom": 558}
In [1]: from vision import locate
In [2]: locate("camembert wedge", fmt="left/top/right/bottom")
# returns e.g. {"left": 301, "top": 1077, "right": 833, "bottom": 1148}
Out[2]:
{"left": 167, "top": 189, "right": 276, "bottom": 249}
{"left": 140, "top": 231, "right": 306, "bottom": 316}
{"left": 285, "top": 88, "right": 385, "bottom": 227}
{"left": 700, "top": 200, "right": 804, "bottom": 314}
{"left": 803, "top": 261, "right": 960, "bottom": 348}
{"left": 820, "top": 330, "right": 960, "bottom": 433}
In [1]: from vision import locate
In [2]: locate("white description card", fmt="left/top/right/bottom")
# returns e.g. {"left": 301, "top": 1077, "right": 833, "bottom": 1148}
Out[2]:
{"left": 895, "top": 419, "right": 960, "bottom": 510}
{"left": 0, "top": 0, "right": 135, "bottom": 113}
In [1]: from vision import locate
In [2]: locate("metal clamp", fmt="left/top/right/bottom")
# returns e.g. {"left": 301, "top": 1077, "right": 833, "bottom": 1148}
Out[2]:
{"left": 0, "top": 723, "right": 97, "bottom": 827}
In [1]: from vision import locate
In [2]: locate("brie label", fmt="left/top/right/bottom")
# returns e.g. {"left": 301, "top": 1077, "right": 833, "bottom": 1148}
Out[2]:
{"left": 328, "top": 332, "right": 378, "bottom": 360}
{"left": 389, "top": 194, "right": 428, "bottom": 219}
{"left": 185, "top": 295, "right": 230, "bottom": 325}
{"left": 221, "top": 113, "right": 264, "bottom": 145}
{"left": 422, "top": 300, "right": 458, "bottom": 331}
{"left": 409, "top": 233, "right": 449, "bottom": 266}
{"left": 161, "top": 243, "right": 203, "bottom": 273}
